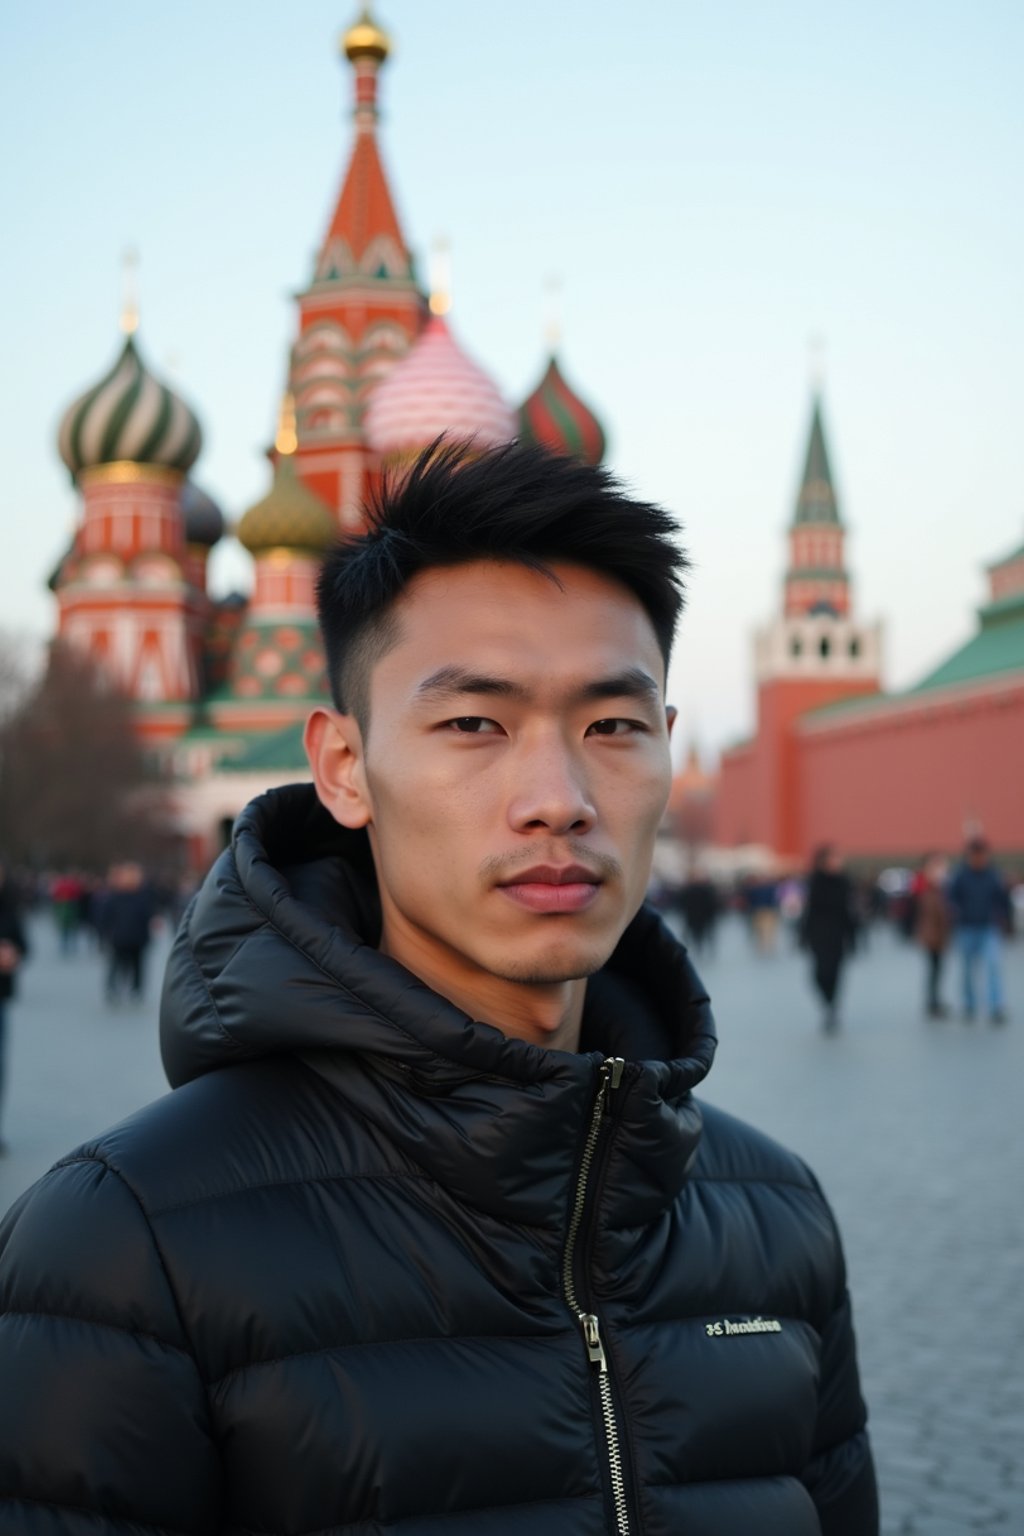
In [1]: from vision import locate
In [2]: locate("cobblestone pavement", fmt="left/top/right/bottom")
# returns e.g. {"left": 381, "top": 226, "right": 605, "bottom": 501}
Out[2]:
{"left": 2, "top": 912, "right": 1022, "bottom": 1534}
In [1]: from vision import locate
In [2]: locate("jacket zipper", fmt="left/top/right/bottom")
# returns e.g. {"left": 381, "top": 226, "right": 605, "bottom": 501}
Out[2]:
{"left": 563, "top": 1056, "right": 631, "bottom": 1536}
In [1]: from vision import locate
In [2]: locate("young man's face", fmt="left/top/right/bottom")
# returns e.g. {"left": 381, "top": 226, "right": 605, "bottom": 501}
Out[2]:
{"left": 309, "top": 559, "right": 674, "bottom": 994}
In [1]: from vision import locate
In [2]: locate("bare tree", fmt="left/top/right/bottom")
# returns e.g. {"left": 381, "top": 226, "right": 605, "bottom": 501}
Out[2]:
{"left": 0, "top": 630, "right": 33, "bottom": 726}
{"left": 0, "top": 640, "right": 179, "bottom": 871}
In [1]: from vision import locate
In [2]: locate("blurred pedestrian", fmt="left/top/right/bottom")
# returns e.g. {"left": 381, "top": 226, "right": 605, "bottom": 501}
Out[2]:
{"left": 913, "top": 854, "right": 951, "bottom": 1019}
{"left": 948, "top": 837, "right": 1011, "bottom": 1024}
{"left": 0, "top": 861, "right": 29, "bottom": 1154}
{"left": 746, "top": 875, "right": 781, "bottom": 954}
{"left": 677, "top": 869, "right": 721, "bottom": 956}
{"left": 99, "top": 862, "right": 155, "bottom": 1002}
{"left": 50, "top": 871, "right": 84, "bottom": 954}
{"left": 800, "top": 844, "right": 858, "bottom": 1031}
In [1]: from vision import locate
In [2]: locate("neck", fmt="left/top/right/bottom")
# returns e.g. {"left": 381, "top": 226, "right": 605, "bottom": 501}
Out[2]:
{"left": 379, "top": 917, "right": 587, "bottom": 1052}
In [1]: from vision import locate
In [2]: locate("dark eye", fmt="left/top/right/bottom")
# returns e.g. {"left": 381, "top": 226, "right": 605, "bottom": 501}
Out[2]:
{"left": 587, "top": 718, "right": 642, "bottom": 737}
{"left": 446, "top": 717, "right": 502, "bottom": 735}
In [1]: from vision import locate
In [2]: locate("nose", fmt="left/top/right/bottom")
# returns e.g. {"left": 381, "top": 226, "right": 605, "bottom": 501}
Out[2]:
{"left": 506, "top": 737, "right": 596, "bottom": 837}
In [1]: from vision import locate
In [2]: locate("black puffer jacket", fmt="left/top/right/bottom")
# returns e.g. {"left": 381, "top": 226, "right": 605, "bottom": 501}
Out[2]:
{"left": 0, "top": 785, "right": 877, "bottom": 1535}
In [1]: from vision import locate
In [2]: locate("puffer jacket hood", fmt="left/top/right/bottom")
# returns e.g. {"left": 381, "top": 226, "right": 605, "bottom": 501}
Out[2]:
{"left": 161, "top": 782, "right": 719, "bottom": 1229}
{"left": 162, "top": 782, "right": 717, "bottom": 1091}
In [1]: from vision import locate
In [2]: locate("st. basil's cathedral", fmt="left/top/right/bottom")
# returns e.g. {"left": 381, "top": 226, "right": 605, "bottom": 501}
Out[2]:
{"left": 47, "top": 7, "right": 1024, "bottom": 869}
{"left": 49, "top": 7, "right": 606, "bottom": 869}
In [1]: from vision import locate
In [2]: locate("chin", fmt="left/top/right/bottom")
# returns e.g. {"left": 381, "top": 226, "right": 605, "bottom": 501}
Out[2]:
{"left": 488, "top": 933, "right": 618, "bottom": 987}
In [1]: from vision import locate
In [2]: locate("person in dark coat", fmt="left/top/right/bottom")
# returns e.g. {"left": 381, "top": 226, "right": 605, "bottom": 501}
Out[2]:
{"left": 0, "top": 442, "right": 877, "bottom": 1534}
{"left": 0, "top": 862, "right": 29, "bottom": 1154}
{"left": 800, "top": 844, "right": 859, "bottom": 1032}
{"left": 676, "top": 868, "right": 721, "bottom": 955}
{"left": 98, "top": 860, "right": 155, "bottom": 1001}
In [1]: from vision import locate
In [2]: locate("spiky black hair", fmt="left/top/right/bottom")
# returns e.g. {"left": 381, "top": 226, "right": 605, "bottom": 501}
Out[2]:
{"left": 316, "top": 437, "right": 688, "bottom": 726}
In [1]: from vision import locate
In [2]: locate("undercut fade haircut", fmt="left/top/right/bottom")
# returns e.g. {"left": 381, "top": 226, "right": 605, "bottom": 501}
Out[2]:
{"left": 316, "top": 437, "right": 689, "bottom": 729}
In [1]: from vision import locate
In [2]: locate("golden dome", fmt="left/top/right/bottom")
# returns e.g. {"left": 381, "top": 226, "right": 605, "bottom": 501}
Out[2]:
{"left": 341, "top": 7, "right": 391, "bottom": 64}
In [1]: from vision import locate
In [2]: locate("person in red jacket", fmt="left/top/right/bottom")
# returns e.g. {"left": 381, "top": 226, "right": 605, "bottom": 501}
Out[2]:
{"left": 0, "top": 440, "right": 877, "bottom": 1535}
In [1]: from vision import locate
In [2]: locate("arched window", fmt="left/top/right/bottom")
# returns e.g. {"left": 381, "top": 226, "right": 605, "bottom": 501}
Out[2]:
{"left": 849, "top": 637, "right": 861, "bottom": 658}
{"left": 819, "top": 636, "right": 831, "bottom": 659}
{"left": 790, "top": 635, "right": 803, "bottom": 658}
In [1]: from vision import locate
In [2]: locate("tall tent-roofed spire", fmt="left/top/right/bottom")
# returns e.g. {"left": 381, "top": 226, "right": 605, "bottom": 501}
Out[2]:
{"left": 783, "top": 390, "right": 851, "bottom": 619}
{"left": 289, "top": 5, "right": 423, "bottom": 530}
{"left": 793, "top": 394, "right": 841, "bottom": 527}
{"left": 315, "top": 4, "right": 409, "bottom": 281}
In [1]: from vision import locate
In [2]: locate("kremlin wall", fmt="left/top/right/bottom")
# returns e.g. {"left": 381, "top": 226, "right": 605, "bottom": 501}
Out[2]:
{"left": 46, "top": 7, "right": 1024, "bottom": 873}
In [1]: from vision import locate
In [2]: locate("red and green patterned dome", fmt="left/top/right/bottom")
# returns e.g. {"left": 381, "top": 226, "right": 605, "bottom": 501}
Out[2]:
{"left": 517, "top": 353, "right": 606, "bottom": 466}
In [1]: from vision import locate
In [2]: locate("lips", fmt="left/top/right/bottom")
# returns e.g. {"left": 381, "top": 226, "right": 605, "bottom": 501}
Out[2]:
{"left": 497, "top": 865, "right": 603, "bottom": 915}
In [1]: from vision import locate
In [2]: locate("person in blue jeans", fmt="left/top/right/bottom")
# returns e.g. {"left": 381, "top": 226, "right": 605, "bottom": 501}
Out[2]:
{"left": 948, "top": 837, "right": 1011, "bottom": 1024}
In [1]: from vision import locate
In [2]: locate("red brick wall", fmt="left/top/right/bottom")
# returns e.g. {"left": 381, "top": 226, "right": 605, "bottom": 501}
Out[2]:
{"left": 716, "top": 676, "right": 879, "bottom": 855}
{"left": 798, "top": 676, "right": 1024, "bottom": 858}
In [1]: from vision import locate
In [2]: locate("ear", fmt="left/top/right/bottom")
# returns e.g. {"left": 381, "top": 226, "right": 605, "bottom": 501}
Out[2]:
{"left": 665, "top": 704, "right": 678, "bottom": 737}
{"left": 304, "top": 708, "right": 373, "bottom": 829}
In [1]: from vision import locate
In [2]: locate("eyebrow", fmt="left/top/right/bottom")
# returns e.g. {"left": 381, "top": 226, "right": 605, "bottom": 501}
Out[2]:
{"left": 413, "top": 664, "right": 662, "bottom": 706}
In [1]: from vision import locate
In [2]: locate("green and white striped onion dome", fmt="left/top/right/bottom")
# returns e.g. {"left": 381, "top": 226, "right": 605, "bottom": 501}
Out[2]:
{"left": 58, "top": 334, "right": 202, "bottom": 482}
{"left": 236, "top": 456, "right": 337, "bottom": 556}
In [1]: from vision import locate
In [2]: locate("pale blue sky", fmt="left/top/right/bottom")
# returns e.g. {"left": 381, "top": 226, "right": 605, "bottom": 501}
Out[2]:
{"left": 2, "top": 1, "right": 1022, "bottom": 753}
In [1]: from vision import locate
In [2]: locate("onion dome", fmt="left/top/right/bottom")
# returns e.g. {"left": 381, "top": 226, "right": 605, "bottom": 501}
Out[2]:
{"left": 517, "top": 354, "right": 606, "bottom": 466}
{"left": 342, "top": 6, "right": 391, "bottom": 63}
{"left": 57, "top": 333, "right": 202, "bottom": 482}
{"left": 237, "top": 400, "right": 336, "bottom": 555}
{"left": 179, "top": 483, "right": 225, "bottom": 547}
{"left": 365, "top": 314, "right": 516, "bottom": 457}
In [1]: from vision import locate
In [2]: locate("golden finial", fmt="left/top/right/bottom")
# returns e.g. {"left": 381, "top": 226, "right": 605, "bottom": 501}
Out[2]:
{"left": 544, "top": 274, "right": 562, "bottom": 351}
{"left": 275, "top": 392, "right": 298, "bottom": 456}
{"left": 428, "top": 238, "right": 452, "bottom": 317}
{"left": 120, "top": 247, "right": 139, "bottom": 336}
{"left": 342, "top": 5, "right": 392, "bottom": 63}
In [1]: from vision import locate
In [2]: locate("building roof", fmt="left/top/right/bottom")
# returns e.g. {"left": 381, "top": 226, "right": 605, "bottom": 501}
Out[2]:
{"left": 180, "top": 482, "right": 225, "bottom": 547}
{"left": 908, "top": 594, "right": 1024, "bottom": 695}
{"left": 319, "top": 132, "right": 408, "bottom": 272}
{"left": 517, "top": 353, "right": 606, "bottom": 465}
{"left": 342, "top": 6, "right": 391, "bottom": 63}
{"left": 236, "top": 455, "right": 336, "bottom": 555}
{"left": 221, "top": 720, "right": 309, "bottom": 772}
{"left": 314, "top": 8, "right": 410, "bottom": 279}
{"left": 793, "top": 394, "right": 840, "bottom": 527}
{"left": 364, "top": 313, "right": 515, "bottom": 456}
{"left": 57, "top": 333, "right": 202, "bottom": 483}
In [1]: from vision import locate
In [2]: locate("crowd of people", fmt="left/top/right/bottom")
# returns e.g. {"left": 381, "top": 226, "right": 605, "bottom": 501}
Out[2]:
{"left": 658, "top": 835, "right": 1018, "bottom": 1032}
{"left": 0, "top": 861, "right": 195, "bottom": 1155}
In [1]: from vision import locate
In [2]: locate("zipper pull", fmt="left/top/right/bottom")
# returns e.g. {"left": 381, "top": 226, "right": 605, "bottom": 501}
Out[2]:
{"left": 580, "top": 1312, "right": 607, "bottom": 1371}
{"left": 600, "top": 1056, "right": 626, "bottom": 1112}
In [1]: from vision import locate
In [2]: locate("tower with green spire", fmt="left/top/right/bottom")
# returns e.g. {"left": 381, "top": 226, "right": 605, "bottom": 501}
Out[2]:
{"left": 783, "top": 394, "right": 849, "bottom": 619}
{"left": 729, "top": 390, "right": 884, "bottom": 859}
{"left": 756, "top": 391, "right": 881, "bottom": 687}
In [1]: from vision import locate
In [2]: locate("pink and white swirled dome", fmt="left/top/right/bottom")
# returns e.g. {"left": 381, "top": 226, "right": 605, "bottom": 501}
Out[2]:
{"left": 364, "top": 314, "right": 515, "bottom": 456}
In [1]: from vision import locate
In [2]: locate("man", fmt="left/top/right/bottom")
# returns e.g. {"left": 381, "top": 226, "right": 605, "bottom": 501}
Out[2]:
{"left": 0, "top": 442, "right": 877, "bottom": 1534}
{"left": 0, "top": 861, "right": 29, "bottom": 1155}
{"left": 800, "top": 845, "right": 859, "bottom": 1034}
{"left": 948, "top": 836, "right": 1011, "bottom": 1023}
{"left": 675, "top": 868, "right": 721, "bottom": 956}
{"left": 98, "top": 860, "right": 155, "bottom": 1003}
